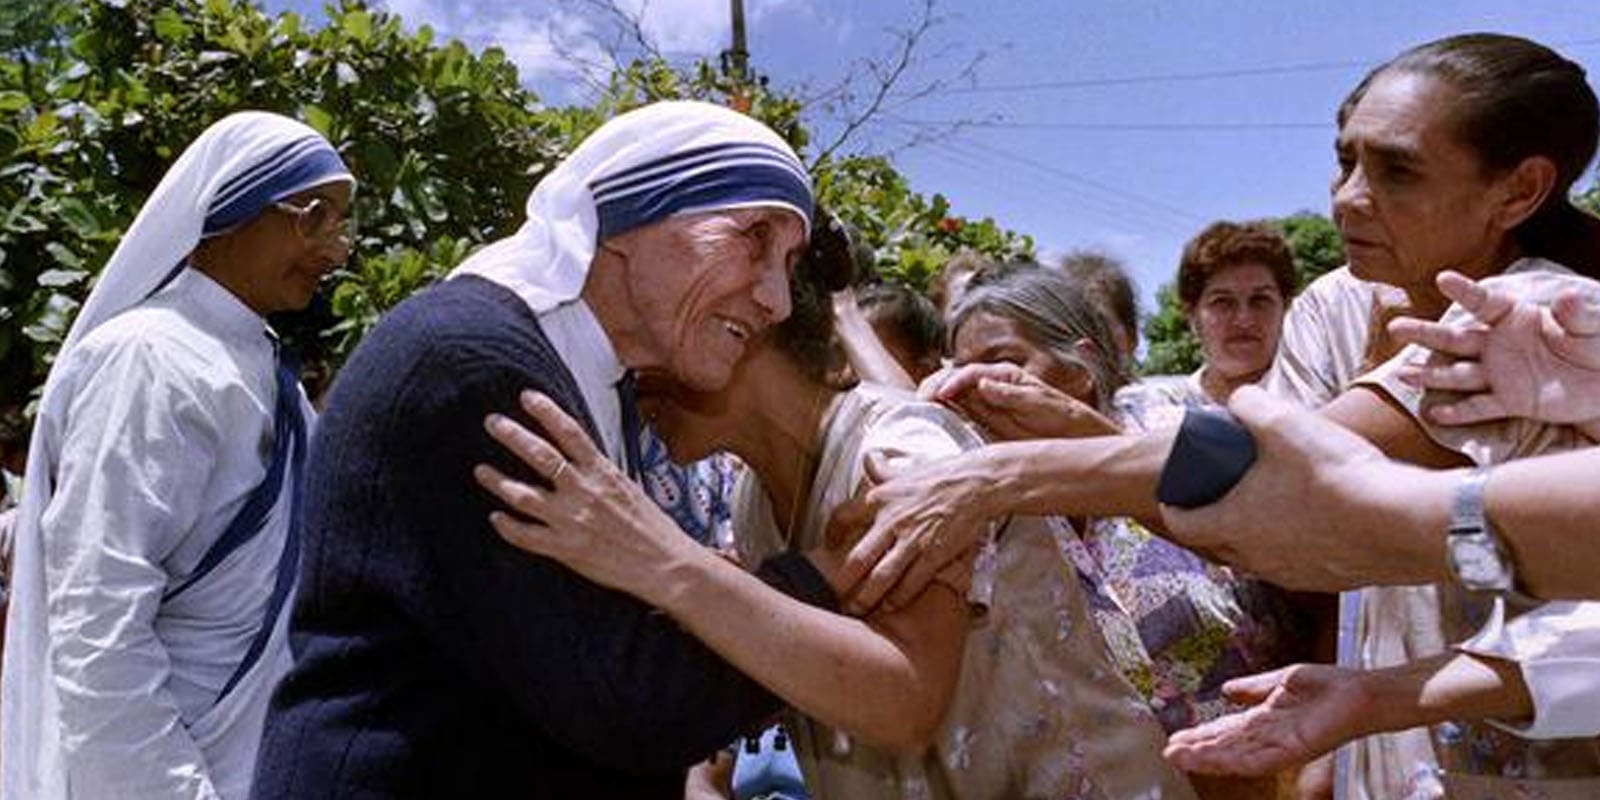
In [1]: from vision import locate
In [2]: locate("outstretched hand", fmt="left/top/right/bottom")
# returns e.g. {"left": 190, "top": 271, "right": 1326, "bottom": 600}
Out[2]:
{"left": 1164, "top": 664, "right": 1370, "bottom": 777}
{"left": 473, "top": 390, "right": 696, "bottom": 605}
{"left": 1389, "top": 270, "right": 1600, "bottom": 437}
{"left": 923, "top": 362, "right": 1120, "bottom": 441}
{"left": 825, "top": 449, "right": 994, "bottom": 615}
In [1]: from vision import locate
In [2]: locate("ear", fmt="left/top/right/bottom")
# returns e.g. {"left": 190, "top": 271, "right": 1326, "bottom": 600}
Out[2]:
{"left": 1067, "top": 337, "right": 1102, "bottom": 400}
{"left": 1491, "top": 155, "right": 1558, "bottom": 232}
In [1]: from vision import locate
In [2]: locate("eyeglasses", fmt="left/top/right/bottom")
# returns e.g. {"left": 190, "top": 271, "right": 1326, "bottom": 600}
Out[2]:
{"left": 273, "top": 196, "right": 356, "bottom": 244}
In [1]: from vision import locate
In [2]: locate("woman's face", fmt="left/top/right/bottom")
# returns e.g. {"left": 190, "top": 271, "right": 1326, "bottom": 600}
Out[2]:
{"left": 1331, "top": 71, "right": 1514, "bottom": 291}
{"left": 227, "top": 180, "right": 354, "bottom": 315}
{"left": 951, "top": 310, "right": 1096, "bottom": 404}
{"left": 637, "top": 335, "right": 777, "bottom": 465}
{"left": 1187, "top": 262, "right": 1286, "bottom": 381}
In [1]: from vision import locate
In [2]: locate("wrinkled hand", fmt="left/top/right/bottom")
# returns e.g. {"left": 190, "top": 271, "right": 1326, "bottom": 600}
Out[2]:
{"left": 1159, "top": 386, "right": 1437, "bottom": 591}
{"left": 826, "top": 449, "right": 995, "bottom": 614}
{"left": 473, "top": 390, "right": 696, "bottom": 604}
{"left": 1389, "top": 270, "right": 1600, "bottom": 436}
{"left": 924, "top": 362, "right": 1120, "bottom": 441}
{"left": 1164, "top": 664, "right": 1370, "bottom": 777}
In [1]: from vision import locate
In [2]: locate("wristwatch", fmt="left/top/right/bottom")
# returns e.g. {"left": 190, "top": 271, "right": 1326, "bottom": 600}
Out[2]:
{"left": 1446, "top": 466, "right": 1533, "bottom": 604}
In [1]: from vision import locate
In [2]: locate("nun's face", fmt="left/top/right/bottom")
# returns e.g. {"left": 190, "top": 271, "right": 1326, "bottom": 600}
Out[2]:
{"left": 208, "top": 180, "right": 353, "bottom": 316}
{"left": 619, "top": 208, "right": 807, "bottom": 392}
{"left": 262, "top": 181, "right": 354, "bottom": 313}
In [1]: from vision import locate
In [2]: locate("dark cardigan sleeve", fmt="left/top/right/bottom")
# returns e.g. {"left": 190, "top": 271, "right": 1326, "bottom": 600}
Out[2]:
{"left": 390, "top": 328, "right": 834, "bottom": 773}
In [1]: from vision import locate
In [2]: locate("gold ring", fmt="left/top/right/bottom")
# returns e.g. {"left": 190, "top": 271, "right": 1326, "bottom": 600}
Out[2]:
{"left": 550, "top": 459, "right": 570, "bottom": 483}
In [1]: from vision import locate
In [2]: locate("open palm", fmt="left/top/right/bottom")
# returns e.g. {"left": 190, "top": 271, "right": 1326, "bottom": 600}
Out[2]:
{"left": 1164, "top": 665, "right": 1368, "bottom": 777}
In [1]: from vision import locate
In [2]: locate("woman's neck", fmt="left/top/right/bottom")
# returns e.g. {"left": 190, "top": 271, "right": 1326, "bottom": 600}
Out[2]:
{"left": 724, "top": 367, "right": 839, "bottom": 539}
{"left": 1405, "top": 239, "right": 1526, "bottom": 320}
{"left": 1198, "top": 364, "right": 1267, "bottom": 404}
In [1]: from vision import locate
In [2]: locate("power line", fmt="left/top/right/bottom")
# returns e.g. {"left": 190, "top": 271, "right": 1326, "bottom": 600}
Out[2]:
{"left": 895, "top": 36, "right": 1600, "bottom": 97}
{"left": 914, "top": 138, "right": 1195, "bottom": 239}
{"left": 941, "top": 133, "right": 1203, "bottom": 225}
{"left": 882, "top": 120, "right": 1202, "bottom": 236}
{"left": 886, "top": 118, "right": 1328, "bottom": 132}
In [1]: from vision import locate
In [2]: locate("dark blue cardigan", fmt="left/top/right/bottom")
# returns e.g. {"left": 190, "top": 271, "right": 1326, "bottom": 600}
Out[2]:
{"left": 253, "top": 276, "right": 835, "bottom": 799}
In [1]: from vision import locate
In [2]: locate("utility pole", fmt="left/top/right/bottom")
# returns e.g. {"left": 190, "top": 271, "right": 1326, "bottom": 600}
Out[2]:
{"left": 725, "top": 0, "right": 749, "bottom": 85}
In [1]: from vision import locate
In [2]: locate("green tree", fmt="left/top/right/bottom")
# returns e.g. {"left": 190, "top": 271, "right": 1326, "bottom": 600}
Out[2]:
{"left": 0, "top": 0, "right": 1030, "bottom": 408}
{"left": 1139, "top": 212, "right": 1345, "bottom": 376}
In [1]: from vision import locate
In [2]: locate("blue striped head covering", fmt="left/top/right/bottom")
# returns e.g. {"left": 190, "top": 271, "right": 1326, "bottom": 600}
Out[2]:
{"left": 60, "top": 111, "right": 355, "bottom": 353}
{"left": 451, "top": 100, "right": 812, "bottom": 313}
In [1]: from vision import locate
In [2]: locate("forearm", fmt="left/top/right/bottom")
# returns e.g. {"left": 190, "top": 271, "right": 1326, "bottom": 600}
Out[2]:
{"left": 837, "top": 314, "right": 915, "bottom": 389}
{"left": 1356, "top": 651, "right": 1532, "bottom": 736}
{"left": 1483, "top": 448, "right": 1600, "bottom": 600}
{"left": 1351, "top": 448, "right": 1600, "bottom": 600}
{"left": 981, "top": 429, "right": 1176, "bottom": 521}
{"left": 653, "top": 547, "right": 962, "bottom": 753}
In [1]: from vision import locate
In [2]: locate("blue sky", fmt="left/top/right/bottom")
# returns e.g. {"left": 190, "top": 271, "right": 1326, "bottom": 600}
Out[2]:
{"left": 260, "top": 0, "right": 1600, "bottom": 316}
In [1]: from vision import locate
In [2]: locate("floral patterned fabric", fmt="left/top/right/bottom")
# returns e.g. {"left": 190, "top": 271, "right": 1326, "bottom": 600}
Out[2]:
{"left": 1092, "top": 377, "right": 1314, "bottom": 733}
{"left": 732, "top": 385, "right": 1196, "bottom": 800}
{"left": 636, "top": 425, "right": 740, "bottom": 547}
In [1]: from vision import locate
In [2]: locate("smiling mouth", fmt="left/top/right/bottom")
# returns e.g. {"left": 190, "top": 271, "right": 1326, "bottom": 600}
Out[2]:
{"left": 718, "top": 316, "right": 754, "bottom": 342}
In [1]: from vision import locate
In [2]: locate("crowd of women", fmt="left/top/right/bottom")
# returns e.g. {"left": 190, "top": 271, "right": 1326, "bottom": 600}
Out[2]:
{"left": 1, "top": 27, "right": 1598, "bottom": 800}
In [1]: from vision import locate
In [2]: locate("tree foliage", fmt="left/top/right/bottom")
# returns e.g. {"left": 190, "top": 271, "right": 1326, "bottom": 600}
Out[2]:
{"left": 1140, "top": 212, "right": 1345, "bottom": 376}
{"left": 0, "top": 0, "right": 1027, "bottom": 408}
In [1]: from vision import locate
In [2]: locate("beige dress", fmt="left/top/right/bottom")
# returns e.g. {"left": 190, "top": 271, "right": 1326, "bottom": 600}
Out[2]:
{"left": 732, "top": 384, "right": 1195, "bottom": 800}
{"left": 1346, "top": 258, "right": 1600, "bottom": 800}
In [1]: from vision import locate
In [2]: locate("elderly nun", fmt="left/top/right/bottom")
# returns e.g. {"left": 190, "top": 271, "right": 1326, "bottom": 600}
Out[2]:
{"left": 254, "top": 100, "right": 835, "bottom": 798}
{"left": 1, "top": 111, "right": 354, "bottom": 799}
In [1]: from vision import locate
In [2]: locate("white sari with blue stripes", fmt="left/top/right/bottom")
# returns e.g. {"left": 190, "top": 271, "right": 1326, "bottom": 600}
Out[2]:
{"left": 2, "top": 112, "right": 349, "bottom": 800}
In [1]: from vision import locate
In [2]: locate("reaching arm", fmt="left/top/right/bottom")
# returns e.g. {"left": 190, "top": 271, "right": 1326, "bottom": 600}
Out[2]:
{"left": 834, "top": 289, "right": 918, "bottom": 389}
{"left": 1165, "top": 650, "right": 1532, "bottom": 777}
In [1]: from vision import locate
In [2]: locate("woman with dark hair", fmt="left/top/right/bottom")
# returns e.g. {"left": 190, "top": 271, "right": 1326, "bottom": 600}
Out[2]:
{"left": 474, "top": 246, "right": 1194, "bottom": 797}
{"left": 1118, "top": 221, "right": 1297, "bottom": 428}
{"left": 831, "top": 33, "right": 1600, "bottom": 800}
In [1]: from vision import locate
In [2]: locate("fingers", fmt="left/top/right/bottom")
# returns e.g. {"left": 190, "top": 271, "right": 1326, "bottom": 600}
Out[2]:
{"left": 885, "top": 534, "right": 954, "bottom": 610}
{"left": 1424, "top": 393, "right": 1510, "bottom": 427}
{"left": 1221, "top": 666, "right": 1293, "bottom": 705}
{"left": 518, "top": 390, "right": 603, "bottom": 468}
{"left": 1164, "top": 713, "right": 1288, "bottom": 776}
{"left": 845, "top": 528, "right": 922, "bottom": 615}
{"left": 1552, "top": 288, "right": 1600, "bottom": 337}
{"left": 826, "top": 496, "right": 876, "bottom": 550}
{"left": 933, "top": 362, "right": 1025, "bottom": 403}
{"left": 1395, "top": 360, "right": 1488, "bottom": 393}
{"left": 1386, "top": 316, "right": 1486, "bottom": 359}
{"left": 484, "top": 414, "right": 569, "bottom": 484}
{"left": 488, "top": 510, "right": 555, "bottom": 556}
{"left": 861, "top": 450, "right": 903, "bottom": 487}
{"left": 1436, "top": 270, "right": 1514, "bottom": 326}
{"left": 474, "top": 463, "right": 550, "bottom": 518}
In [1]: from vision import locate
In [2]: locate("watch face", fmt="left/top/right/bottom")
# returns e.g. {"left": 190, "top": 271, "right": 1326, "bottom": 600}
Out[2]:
{"left": 1450, "top": 534, "right": 1514, "bottom": 591}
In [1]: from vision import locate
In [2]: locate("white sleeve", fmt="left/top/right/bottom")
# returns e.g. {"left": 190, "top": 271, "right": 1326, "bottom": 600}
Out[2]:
{"left": 42, "top": 338, "right": 222, "bottom": 799}
{"left": 1457, "top": 601, "right": 1600, "bottom": 739}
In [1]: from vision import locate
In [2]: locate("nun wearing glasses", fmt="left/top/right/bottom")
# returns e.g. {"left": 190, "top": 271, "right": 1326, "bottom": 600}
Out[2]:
{"left": 0, "top": 111, "right": 354, "bottom": 800}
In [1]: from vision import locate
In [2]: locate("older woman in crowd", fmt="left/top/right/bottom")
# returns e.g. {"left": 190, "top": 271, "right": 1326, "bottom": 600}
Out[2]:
{"left": 831, "top": 32, "right": 1600, "bottom": 800}
{"left": 475, "top": 246, "right": 1195, "bottom": 798}
{"left": 939, "top": 264, "right": 1308, "bottom": 798}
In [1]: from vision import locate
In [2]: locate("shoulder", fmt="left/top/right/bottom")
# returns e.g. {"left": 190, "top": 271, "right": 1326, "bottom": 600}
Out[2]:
{"left": 849, "top": 385, "right": 984, "bottom": 460}
{"left": 59, "top": 307, "right": 254, "bottom": 415}
{"left": 1477, "top": 257, "right": 1593, "bottom": 304}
